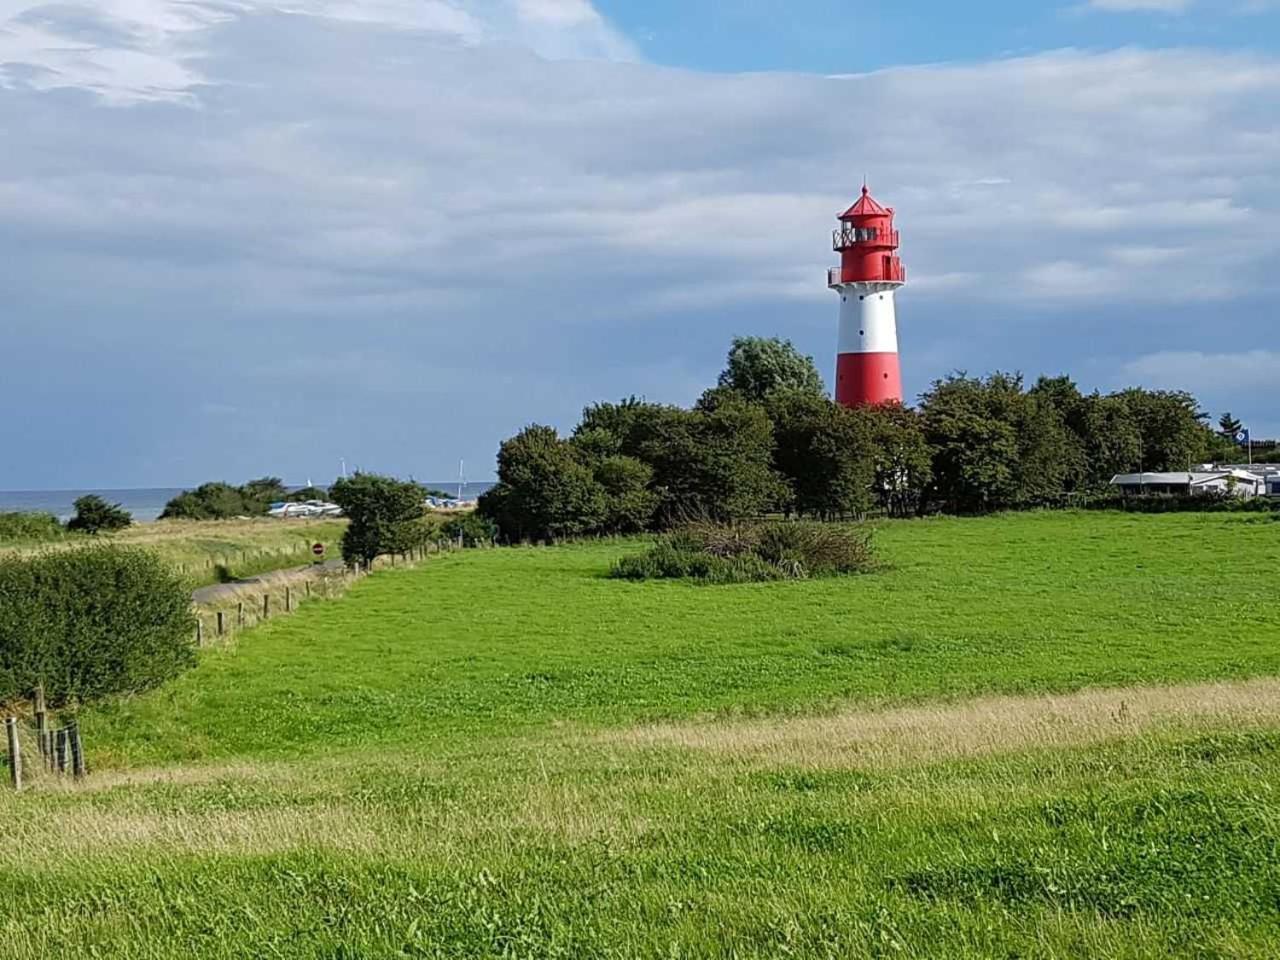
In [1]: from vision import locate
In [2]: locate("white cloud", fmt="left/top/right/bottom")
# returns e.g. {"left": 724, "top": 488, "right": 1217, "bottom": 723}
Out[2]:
{"left": 514, "top": 0, "right": 600, "bottom": 27}
{"left": 1, "top": 19, "right": 1279, "bottom": 480}
{"left": 1120, "top": 350, "right": 1280, "bottom": 390}
{"left": 0, "top": 0, "right": 635, "bottom": 102}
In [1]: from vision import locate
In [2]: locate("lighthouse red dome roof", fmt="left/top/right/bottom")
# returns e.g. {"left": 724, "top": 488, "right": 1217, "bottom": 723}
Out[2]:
{"left": 840, "top": 184, "right": 890, "bottom": 220}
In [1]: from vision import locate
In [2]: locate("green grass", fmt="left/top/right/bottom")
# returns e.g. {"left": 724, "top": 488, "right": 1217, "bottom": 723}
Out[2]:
{"left": 3, "top": 511, "right": 1280, "bottom": 957}
{"left": 0, "top": 517, "right": 347, "bottom": 588}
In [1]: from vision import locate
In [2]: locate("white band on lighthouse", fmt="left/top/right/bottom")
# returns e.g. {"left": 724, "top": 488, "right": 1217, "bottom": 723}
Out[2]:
{"left": 836, "top": 282, "right": 900, "bottom": 355}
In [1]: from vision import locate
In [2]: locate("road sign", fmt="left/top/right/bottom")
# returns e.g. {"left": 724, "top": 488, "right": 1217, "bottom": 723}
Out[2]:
{"left": 312, "top": 542, "right": 325, "bottom": 558}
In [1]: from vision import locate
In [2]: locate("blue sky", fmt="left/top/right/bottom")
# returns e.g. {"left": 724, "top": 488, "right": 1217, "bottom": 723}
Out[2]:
{"left": 1, "top": 0, "right": 1277, "bottom": 488}
{"left": 602, "top": 0, "right": 1280, "bottom": 73}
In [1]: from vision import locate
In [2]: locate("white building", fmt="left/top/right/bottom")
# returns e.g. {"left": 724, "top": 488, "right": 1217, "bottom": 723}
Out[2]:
{"left": 1108, "top": 470, "right": 1266, "bottom": 498}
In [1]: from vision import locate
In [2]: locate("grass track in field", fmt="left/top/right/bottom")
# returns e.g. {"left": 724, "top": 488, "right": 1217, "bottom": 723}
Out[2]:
{"left": 2, "top": 510, "right": 1279, "bottom": 958}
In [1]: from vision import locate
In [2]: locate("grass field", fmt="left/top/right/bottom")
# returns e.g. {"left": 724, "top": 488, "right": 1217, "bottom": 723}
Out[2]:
{"left": 2, "top": 511, "right": 1279, "bottom": 957}
{"left": 0, "top": 517, "right": 347, "bottom": 587}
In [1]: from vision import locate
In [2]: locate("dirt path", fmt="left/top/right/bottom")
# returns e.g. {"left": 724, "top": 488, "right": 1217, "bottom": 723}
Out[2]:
{"left": 191, "top": 560, "right": 347, "bottom": 604}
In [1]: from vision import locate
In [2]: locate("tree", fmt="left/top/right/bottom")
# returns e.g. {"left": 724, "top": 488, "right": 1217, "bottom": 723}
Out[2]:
{"left": 683, "top": 388, "right": 786, "bottom": 521}
{"left": 1077, "top": 393, "right": 1142, "bottom": 487}
{"left": 766, "top": 391, "right": 876, "bottom": 519}
{"left": 1219, "top": 412, "right": 1243, "bottom": 439}
{"left": 65, "top": 495, "right": 132, "bottom": 535}
{"left": 920, "top": 374, "right": 1022, "bottom": 513}
{"left": 717, "top": 336, "right": 825, "bottom": 403}
{"left": 330, "top": 473, "right": 428, "bottom": 565}
{"left": 240, "top": 477, "right": 288, "bottom": 512}
{"left": 478, "top": 425, "right": 607, "bottom": 542}
{"left": 285, "top": 486, "right": 330, "bottom": 503}
{"left": 1114, "top": 388, "right": 1213, "bottom": 472}
{"left": 862, "top": 402, "right": 932, "bottom": 517}
{"left": 160, "top": 482, "right": 249, "bottom": 520}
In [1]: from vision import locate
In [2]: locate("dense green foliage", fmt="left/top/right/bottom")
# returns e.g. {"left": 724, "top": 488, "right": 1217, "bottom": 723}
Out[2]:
{"left": 482, "top": 340, "right": 1237, "bottom": 538}
{"left": 330, "top": 473, "right": 428, "bottom": 565}
{"left": 613, "top": 520, "right": 877, "bottom": 583}
{"left": 283, "top": 485, "right": 329, "bottom": 503}
{"left": 3, "top": 512, "right": 1278, "bottom": 957}
{"left": 0, "top": 546, "right": 195, "bottom": 705}
{"left": 716, "top": 335, "right": 826, "bottom": 402}
{"left": 65, "top": 494, "right": 132, "bottom": 535}
{"left": 160, "top": 477, "right": 289, "bottom": 520}
{"left": 0, "top": 512, "right": 64, "bottom": 543}
{"left": 440, "top": 512, "right": 498, "bottom": 547}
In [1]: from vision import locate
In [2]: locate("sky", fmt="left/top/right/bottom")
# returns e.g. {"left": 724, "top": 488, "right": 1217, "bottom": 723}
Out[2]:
{"left": 1, "top": 0, "right": 1277, "bottom": 489}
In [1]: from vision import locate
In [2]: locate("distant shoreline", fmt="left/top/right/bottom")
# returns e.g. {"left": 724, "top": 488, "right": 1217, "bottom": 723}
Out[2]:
{"left": 0, "top": 483, "right": 496, "bottom": 523}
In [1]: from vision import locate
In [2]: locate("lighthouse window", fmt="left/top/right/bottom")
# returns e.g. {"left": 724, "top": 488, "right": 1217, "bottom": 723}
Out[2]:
{"left": 854, "top": 227, "right": 879, "bottom": 242}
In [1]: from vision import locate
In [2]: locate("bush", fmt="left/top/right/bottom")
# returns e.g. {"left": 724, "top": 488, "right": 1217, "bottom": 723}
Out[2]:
{"left": 612, "top": 520, "right": 877, "bottom": 584}
{"left": 441, "top": 513, "right": 497, "bottom": 547}
{"left": 66, "top": 494, "right": 132, "bottom": 535}
{"left": 0, "top": 546, "right": 197, "bottom": 706}
{"left": 1086, "top": 492, "right": 1277, "bottom": 514}
{"left": 0, "top": 512, "right": 65, "bottom": 542}
{"left": 160, "top": 477, "right": 289, "bottom": 520}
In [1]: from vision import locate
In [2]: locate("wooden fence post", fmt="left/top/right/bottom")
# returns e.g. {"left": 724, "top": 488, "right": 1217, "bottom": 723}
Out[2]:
{"left": 285, "top": 587, "right": 292, "bottom": 613}
{"left": 43, "top": 732, "right": 54, "bottom": 772}
{"left": 305, "top": 581, "right": 312, "bottom": 599}
{"left": 54, "top": 729, "right": 68, "bottom": 774}
{"left": 262, "top": 594, "right": 270, "bottom": 619}
{"left": 5, "top": 717, "right": 20, "bottom": 791}
{"left": 216, "top": 611, "right": 225, "bottom": 636}
{"left": 196, "top": 619, "right": 204, "bottom": 647}
{"left": 237, "top": 601, "right": 245, "bottom": 628}
{"left": 34, "top": 684, "right": 47, "bottom": 755}
{"left": 69, "top": 722, "right": 86, "bottom": 779}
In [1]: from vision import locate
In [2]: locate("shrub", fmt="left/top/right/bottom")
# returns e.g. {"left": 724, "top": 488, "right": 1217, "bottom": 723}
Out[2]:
{"left": 0, "top": 512, "right": 65, "bottom": 542}
{"left": 160, "top": 477, "right": 289, "bottom": 520}
{"left": 612, "top": 520, "right": 877, "bottom": 584}
{"left": 0, "top": 546, "right": 196, "bottom": 706}
{"left": 1086, "top": 492, "right": 1277, "bottom": 514}
{"left": 66, "top": 494, "right": 132, "bottom": 535}
{"left": 441, "top": 512, "right": 498, "bottom": 547}
{"left": 284, "top": 486, "right": 330, "bottom": 503}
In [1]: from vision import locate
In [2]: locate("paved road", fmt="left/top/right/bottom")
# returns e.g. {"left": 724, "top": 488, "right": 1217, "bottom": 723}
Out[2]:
{"left": 192, "top": 559, "right": 346, "bottom": 604}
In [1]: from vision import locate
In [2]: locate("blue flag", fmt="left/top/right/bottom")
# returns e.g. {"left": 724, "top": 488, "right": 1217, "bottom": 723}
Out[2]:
{"left": 1235, "top": 428, "right": 1250, "bottom": 445}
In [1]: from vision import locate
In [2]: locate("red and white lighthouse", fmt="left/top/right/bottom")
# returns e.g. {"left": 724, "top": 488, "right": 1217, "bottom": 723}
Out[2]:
{"left": 828, "top": 185, "right": 907, "bottom": 407}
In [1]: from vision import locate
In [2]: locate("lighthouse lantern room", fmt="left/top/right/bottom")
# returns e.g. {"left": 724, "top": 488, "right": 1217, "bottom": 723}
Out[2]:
{"left": 827, "top": 184, "right": 906, "bottom": 407}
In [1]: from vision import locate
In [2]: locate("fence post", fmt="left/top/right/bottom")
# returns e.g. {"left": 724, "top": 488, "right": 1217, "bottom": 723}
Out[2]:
{"left": 305, "top": 580, "right": 312, "bottom": 599}
{"left": 262, "top": 594, "right": 270, "bottom": 619}
{"left": 237, "top": 601, "right": 245, "bottom": 628}
{"left": 216, "top": 611, "right": 225, "bottom": 636}
{"left": 54, "top": 729, "right": 68, "bottom": 774}
{"left": 43, "top": 732, "right": 54, "bottom": 772}
{"left": 69, "top": 722, "right": 85, "bottom": 779}
{"left": 196, "top": 619, "right": 204, "bottom": 647}
{"left": 285, "top": 587, "right": 292, "bottom": 613}
{"left": 34, "top": 684, "right": 47, "bottom": 755}
{"left": 5, "top": 717, "right": 20, "bottom": 791}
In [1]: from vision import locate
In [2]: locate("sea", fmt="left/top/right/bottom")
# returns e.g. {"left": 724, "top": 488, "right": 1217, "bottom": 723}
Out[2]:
{"left": 0, "top": 483, "right": 496, "bottom": 523}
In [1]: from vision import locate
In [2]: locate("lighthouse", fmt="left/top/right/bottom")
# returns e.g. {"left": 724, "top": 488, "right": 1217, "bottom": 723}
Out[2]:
{"left": 827, "top": 185, "right": 907, "bottom": 406}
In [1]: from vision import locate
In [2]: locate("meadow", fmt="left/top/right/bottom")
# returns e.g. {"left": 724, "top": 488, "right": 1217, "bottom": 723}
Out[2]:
{"left": 2, "top": 511, "right": 1279, "bottom": 957}
{"left": 0, "top": 517, "right": 347, "bottom": 587}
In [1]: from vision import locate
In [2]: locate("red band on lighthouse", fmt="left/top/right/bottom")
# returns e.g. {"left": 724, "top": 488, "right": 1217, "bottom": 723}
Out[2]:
{"left": 828, "top": 184, "right": 907, "bottom": 407}
{"left": 836, "top": 352, "right": 902, "bottom": 406}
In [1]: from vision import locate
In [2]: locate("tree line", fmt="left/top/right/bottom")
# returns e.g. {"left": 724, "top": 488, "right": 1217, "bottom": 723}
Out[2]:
{"left": 477, "top": 337, "right": 1244, "bottom": 541}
